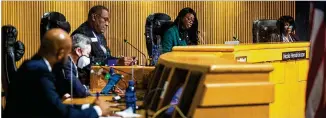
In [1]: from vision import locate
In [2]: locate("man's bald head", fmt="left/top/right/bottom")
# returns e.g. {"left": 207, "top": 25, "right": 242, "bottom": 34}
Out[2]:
{"left": 39, "top": 28, "right": 72, "bottom": 65}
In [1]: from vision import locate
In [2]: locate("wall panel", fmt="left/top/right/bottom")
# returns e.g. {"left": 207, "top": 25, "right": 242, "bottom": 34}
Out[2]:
{"left": 1, "top": 1, "right": 295, "bottom": 66}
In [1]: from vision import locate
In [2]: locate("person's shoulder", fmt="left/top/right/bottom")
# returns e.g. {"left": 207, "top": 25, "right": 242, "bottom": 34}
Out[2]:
{"left": 62, "top": 56, "right": 74, "bottom": 70}
{"left": 20, "top": 58, "right": 48, "bottom": 73}
{"left": 165, "top": 25, "right": 178, "bottom": 35}
{"left": 168, "top": 25, "right": 178, "bottom": 32}
{"left": 71, "top": 21, "right": 91, "bottom": 36}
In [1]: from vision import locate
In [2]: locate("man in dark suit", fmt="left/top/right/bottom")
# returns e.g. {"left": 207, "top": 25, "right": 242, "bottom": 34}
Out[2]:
{"left": 4, "top": 29, "right": 111, "bottom": 118}
{"left": 72, "top": 5, "right": 135, "bottom": 66}
{"left": 54, "top": 34, "right": 92, "bottom": 98}
{"left": 40, "top": 12, "right": 89, "bottom": 98}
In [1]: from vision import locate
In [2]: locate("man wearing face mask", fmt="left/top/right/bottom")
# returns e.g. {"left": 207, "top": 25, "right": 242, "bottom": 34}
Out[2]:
{"left": 55, "top": 34, "right": 93, "bottom": 98}
{"left": 4, "top": 29, "right": 112, "bottom": 118}
{"left": 73, "top": 34, "right": 92, "bottom": 69}
{"left": 72, "top": 5, "right": 135, "bottom": 66}
{"left": 38, "top": 12, "right": 90, "bottom": 98}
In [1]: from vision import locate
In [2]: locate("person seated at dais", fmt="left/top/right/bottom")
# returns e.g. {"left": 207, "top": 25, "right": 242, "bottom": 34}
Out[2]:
{"left": 54, "top": 34, "right": 93, "bottom": 98}
{"left": 39, "top": 12, "right": 91, "bottom": 98}
{"left": 271, "top": 15, "right": 300, "bottom": 42}
{"left": 162, "top": 7, "right": 200, "bottom": 54}
{"left": 72, "top": 5, "right": 135, "bottom": 66}
{"left": 4, "top": 29, "right": 112, "bottom": 118}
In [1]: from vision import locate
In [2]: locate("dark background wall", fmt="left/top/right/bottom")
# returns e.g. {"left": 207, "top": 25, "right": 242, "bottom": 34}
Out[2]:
{"left": 295, "top": 1, "right": 310, "bottom": 41}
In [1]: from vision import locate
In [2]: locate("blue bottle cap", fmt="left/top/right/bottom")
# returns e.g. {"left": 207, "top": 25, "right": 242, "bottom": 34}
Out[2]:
{"left": 109, "top": 67, "right": 115, "bottom": 74}
{"left": 128, "top": 80, "right": 135, "bottom": 86}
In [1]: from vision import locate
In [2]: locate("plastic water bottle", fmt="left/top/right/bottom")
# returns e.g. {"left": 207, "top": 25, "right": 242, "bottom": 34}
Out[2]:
{"left": 125, "top": 80, "right": 137, "bottom": 113}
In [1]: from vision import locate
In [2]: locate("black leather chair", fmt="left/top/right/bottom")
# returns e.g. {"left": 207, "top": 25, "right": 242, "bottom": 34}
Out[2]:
{"left": 1, "top": 25, "right": 25, "bottom": 109}
{"left": 252, "top": 19, "right": 279, "bottom": 43}
{"left": 145, "top": 13, "right": 173, "bottom": 66}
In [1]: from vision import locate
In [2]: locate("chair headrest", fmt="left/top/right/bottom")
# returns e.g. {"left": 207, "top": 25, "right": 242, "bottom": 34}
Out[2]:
{"left": 2, "top": 25, "right": 18, "bottom": 45}
{"left": 40, "top": 12, "right": 71, "bottom": 39}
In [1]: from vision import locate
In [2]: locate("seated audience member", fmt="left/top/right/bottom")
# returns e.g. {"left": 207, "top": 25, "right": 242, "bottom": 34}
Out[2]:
{"left": 162, "top": 7, "right": 199, "bottom": 53}
{"left": 4, "top": 29, "right": 111, "bottom": 118}
{"left": 72, "top": 5, "right": 134, "bottom": 65}
{"left": 54, "top": 34, "right": 92, "bottom": 98}
{"left": 271, "top": 15, "right": 300, "bottom": 42}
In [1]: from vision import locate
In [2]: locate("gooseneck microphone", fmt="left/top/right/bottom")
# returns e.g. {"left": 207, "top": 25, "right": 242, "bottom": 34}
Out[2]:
{"left": 124, "top": 39, "right": 148, "bottom": 66}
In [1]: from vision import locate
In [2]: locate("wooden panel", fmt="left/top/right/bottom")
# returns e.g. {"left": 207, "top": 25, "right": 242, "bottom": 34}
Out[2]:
{"left": 174, "top": 71, "right": 203, "bottom": 117}
{"left": 201, "top": 82, "right": 274, "bottom": 106}
{"left": 158, "top": 68, "right": 189, "bottom": 110}
{"left": 204, "top": 73, "right": 269, "bottom": 83}
{"left": 193, "top": 105, "right": 269, "bottom": 118}
{"left": 149, "top": 67, "right": 171, "bottom": 111}
{"left": 2, "top": 1, "right": 295, "bottom": 66}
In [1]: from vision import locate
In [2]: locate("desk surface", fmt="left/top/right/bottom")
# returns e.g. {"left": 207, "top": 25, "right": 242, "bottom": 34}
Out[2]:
{"left": 173, "top": 42, "right": 309, "bottom": 52}
{"left": 63, "top": 96, "right": 145, "bottom": 117}
{"left": 63, "top": 96, "right": 113, "bottom": 105}
{"left": 92, "top": 66, "right": 155, "bottom": 69}
{"left": 62, "top": 95, "right": 144, "bottom": 109}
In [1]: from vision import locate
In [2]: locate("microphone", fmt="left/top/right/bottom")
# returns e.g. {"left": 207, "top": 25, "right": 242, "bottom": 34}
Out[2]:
{"left": 124, "top": 39, "right": 148, "bottom": 66}
{"left": 233, "top": 34, "right": 239, "bottom": 41}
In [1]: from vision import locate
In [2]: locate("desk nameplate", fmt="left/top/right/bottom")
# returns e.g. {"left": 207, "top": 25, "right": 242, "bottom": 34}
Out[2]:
{"left": 282, "top": 50, "right": 306, "bottom": 61}
{"left": 236, "top": 56, "right": 247, "bottom": 63}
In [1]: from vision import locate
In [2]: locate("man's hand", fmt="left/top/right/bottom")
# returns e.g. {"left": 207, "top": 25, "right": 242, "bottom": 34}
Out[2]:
{"left": 94, "top": 98, "right": 112, "bottom": 116}
{"left": 117, "top": 57, "right": 137, "bottom": 66}
{"left": 61, "top": 93, "right": 71, "bottom": 101}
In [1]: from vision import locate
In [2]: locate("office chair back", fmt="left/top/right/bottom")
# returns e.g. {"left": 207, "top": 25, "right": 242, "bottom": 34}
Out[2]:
{"left": 145, "top": 13, "right": 173, "bottom": 65}
{"left": 252, "top": 19, "right": 279, "bottom": 43}
{"left": 1, "top": 25, "right": 25, "bottom": 106}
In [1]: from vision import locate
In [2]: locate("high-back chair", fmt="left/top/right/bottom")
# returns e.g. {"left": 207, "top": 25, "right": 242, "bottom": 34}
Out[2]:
{"left": 1, "top": 25, "right": 25, "bottom": 109}
{"left": 252, "top": 19, "right": 279, "bottom": 43}
{"left": 145, "top": 13, "right": 173, "bottom": 65}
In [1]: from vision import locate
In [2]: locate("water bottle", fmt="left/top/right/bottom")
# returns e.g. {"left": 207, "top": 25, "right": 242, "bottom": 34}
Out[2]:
{"left": 125, "top": 80, "right": 137, "bottom": 113}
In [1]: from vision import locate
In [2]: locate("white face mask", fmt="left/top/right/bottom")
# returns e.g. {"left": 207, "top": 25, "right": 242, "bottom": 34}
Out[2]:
{"left": 77, "top": 56, "right": 90, "bottom": 69}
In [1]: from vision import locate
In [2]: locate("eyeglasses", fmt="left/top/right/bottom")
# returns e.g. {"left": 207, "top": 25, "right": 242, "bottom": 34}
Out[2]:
{"left": 95, "top": 14, "right": 110, "bottom": 22}
{"left": 185, "top": 17, "right": 194, "bottom": 23}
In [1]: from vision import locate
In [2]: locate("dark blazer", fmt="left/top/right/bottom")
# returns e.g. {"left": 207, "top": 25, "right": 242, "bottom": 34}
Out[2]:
{"left": 4, "top": 55, "right": 99, "bottom": 118}
{"left": 162, "top": 25, "right": 187, "bottom": 54}
{"left": 53, "top": 56, "right": 89, "bottom": 98}
{"left": 72, "top": 22, "right": 112, "bottom": 63}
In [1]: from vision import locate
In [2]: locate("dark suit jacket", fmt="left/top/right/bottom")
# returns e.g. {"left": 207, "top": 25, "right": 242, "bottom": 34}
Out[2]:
{"left": 72, "top": 22, "right": 112, "bottom": 64}
{"left": 4, "top": 55, "right": 99, "bottom": 118}
{"left": 53, "top": 56, "right": 89, "bottom": 98}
